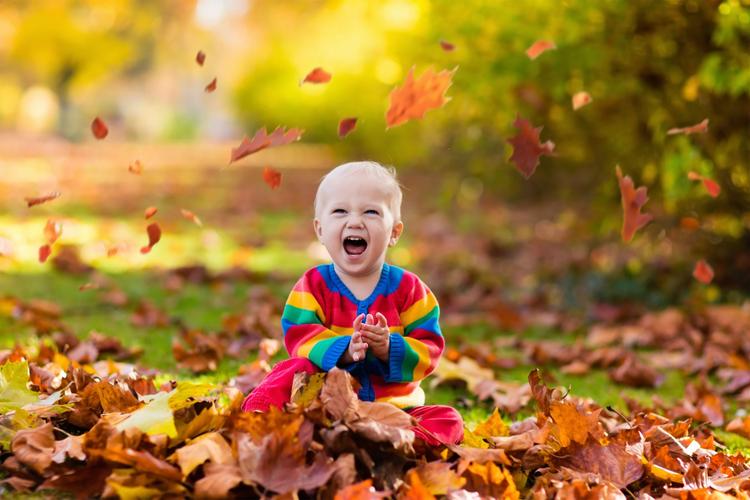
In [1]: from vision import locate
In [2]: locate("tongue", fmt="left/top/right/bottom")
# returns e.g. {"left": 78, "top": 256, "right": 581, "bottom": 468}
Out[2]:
{"left": 344, "top": 240, "right": 366, "bottom": 255}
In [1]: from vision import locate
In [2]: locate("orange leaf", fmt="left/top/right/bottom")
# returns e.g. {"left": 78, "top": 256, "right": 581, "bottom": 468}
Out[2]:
{"left": 702, "top": 178, "right": 721, "bottom": 197}
{"left": 667, "top": 118, "right": 708, "bottom": 135}
{"left": 302, "top": 67, "right": 332, "bottom": 84}
{"left": 205, "top": 77, "right": 217, "bottom": 93}
{"left": 144, "top": 206, "right": 158, "bottom": 219}
{"left": 693, "top": 259, "right": 714, "bottom": 284}
{"left": 229, "top": 126, "right": 303, "bottom": 163}
{"left": 25, "top": 191, "right": 60, "bottom": 207}
{"left": 386, "top": 66, "right": 455, "bottom": 128}
{"left": 338, "top": 117, "right": 358, "bottom": 138}
{"left": 181, "top": 208, "right": 203, "bottom": 227}
{"left": 439, "top": 40, "right": 455, "bottom": 51}
{"left": 616, "top": 166, "right": 653, "bottom": 242}
{"left": 79, "top": 282, "right": 99, "bottom": 291}
{"left": 43, "top": 219, "right": 62, "bottom": 245}
{"left": 128, "top": 160, "right": 143, "bottom": 174}
{"left": 140, "top": 222, "right": 162, "bottom": 254}
{"left": 572, "top": 91, "right": 592, "bottom": 110}
{"left": 526, "top": 40, "right": 556, "bottom": 59}
{"left": 39, "top": 244, "right": 51, "bottom": 263}
{"left": 680, "top": 216, "right": 700, "bottom": 230}
{"left": 196, "top": 50, "right": 205, "bottom": 66}
{"left": 506, "top": 114, "right": 555, "bottom": 179}
{"left": 335, "top": 479, "right": 387, "bottom": 500}
{"left": 262, "top": 167, "right": 282, "bottom": 189}
{"left": 91, "top": 117, "right": 108, "bottom": 139}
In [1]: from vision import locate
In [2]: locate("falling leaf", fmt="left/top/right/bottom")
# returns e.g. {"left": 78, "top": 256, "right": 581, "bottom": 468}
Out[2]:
{"left": 196, "top": 50, "right": 206, "bottom": 66}
{"left": 262, "top": 167, "right": 282, "bottom": 189}
{"left": 616, "top": 166, "right": 653, "bottom": 242}
{"left": 693, "top": 259, "right": 714, "bottom": 284}
{"left": 687, "top": 172, "right": 720, "bottom": 197}
{"left": 140, "top": 222, "right": 162, "bottom": 254}
{"left": 229, "top": 126, "right": 303, "bottom": 163}
{"left": 440, "top": 40, "right": 455, "bottom": 51}
{"left": 79, "top": 282, "right": 99, "bottom": 292}
{"left": 572, "top": 91, "right": 592, "bottom": 110}
{"left": 25, "top": 192, "right": 60, "bottom": 208}
{"left": 526, "top": 40, "right": 556, "bottom": 59}
{"left": 667, "top": 118, "right": 708, "bottom": 135}
{"left": 128, "top": 160, "right": 143, "bottom": 175}
{"left": 144, "top": 206, "right": 158, "bottom": 219}
{"left": 680, "top": 217, "right": 700, "bottom": 231}
{"left": 386, "top": 66, "right": 456, "bottom": 128}
{"left": 39, "top": 245, "right": 51, "bottom": 263}
{"left": 205, "top": 77, "right": 217, "bottom": 93}
{"left": 506, "top": 114, "right": 555, "bottom": 179}
{"left": 302, "top": 67, "right": 332, "bottom": 84}
{"left": 181, "top": 209, "right": 203, "bottom": 227}
{"left": 43, "top": 219, "right": 62, "bottom": 245}
{"left": 338, "top": 117, "right": 358, "bottom": 138}
{"left": 91, "top": 117, "right": 108, "bottom": 139}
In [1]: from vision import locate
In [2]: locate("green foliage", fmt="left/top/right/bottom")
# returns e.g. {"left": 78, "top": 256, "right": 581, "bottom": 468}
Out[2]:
{"left": 0, "top": 361, "right": 38, "bottom": 413}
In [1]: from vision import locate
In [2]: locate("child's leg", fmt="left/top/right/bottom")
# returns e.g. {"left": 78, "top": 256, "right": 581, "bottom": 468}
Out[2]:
{"left": 406, "top": 405, "right": 464, "bottom": 446}
{"left": 241, "top": 357, "right": 319, "bottom": 412}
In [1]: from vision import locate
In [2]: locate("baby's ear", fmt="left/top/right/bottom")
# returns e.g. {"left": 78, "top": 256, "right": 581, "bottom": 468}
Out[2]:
{"left": 313, "top": 218, "right": 323, "bottom": 239}
{"left": 389, "top": 221, "right": 404, "bottom": 246}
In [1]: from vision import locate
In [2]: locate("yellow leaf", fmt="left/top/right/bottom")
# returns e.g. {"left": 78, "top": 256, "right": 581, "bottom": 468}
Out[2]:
{"left": 116, "top": 391, "right": 177, "bottom": 438}
{"left": 473, "top": 408, "right": 508, "bottom": 439}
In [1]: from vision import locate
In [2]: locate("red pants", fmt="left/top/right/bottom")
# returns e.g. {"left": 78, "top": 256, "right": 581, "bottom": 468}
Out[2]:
{"left": 242, "top": 357, "right": 464, "bottom": 446}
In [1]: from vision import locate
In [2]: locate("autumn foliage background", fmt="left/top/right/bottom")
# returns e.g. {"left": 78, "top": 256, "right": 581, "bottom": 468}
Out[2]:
{"left": 1, "top": 0, "right": 750, "bottom": 498}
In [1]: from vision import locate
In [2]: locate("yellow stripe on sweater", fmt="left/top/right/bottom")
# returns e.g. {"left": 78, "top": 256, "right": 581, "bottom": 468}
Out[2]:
{"left": 400, "top": 291, "right": 437, "bottom": 328}
{"left": 404, "top": 337, "right": 431, "bottom": 380}
{"left": 296, "top": 328, "right": 340, "bottom": 358}
{"left": 287, "top": 291, "right": 325, "bottom": 323}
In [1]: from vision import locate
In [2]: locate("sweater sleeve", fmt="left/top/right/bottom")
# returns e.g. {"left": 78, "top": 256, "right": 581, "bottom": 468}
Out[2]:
{"left": 281, "top": 272, "right": 350, "bottom": 371}
{"left": 384, "top": 275, "right": 444, "bottom": 383}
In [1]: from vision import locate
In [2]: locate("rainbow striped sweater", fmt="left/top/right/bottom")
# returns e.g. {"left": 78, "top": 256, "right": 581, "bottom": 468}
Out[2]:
{"left": 282, "top": 263, "right": 444, "bottom": 408}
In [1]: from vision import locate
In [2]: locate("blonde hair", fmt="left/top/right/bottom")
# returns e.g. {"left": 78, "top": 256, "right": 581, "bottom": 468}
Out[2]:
{"left": 314, "top": 161, "right": 403, "bottom": 220}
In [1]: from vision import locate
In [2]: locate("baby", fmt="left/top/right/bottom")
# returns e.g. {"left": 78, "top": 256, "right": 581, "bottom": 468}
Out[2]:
{"left": 241, "top": 161, "right": 463, "bottom": 447}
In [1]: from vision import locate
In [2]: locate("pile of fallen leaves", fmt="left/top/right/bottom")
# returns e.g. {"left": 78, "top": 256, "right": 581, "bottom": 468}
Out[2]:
{"left": 1, "top": 326, "right": 749, "bottom": 499}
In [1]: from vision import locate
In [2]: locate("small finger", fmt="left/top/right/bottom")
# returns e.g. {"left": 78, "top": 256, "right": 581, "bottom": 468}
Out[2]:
{"left": 376, "top": 312, "right": 387, "bottom": 327}
{"left": 366, "top": 314, "right": 374, "bottom": 325}
{"left": 353, "top": 313, "right": 365, "bottom": 330}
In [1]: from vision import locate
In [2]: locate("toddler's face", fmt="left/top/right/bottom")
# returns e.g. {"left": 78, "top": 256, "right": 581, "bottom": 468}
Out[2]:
{"left": 314, "top": 173, "right": 403, "bottom": 279}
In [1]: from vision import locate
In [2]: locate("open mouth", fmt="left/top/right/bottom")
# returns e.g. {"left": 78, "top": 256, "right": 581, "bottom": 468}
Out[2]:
{"left": 343, "top": 236, "right": 367, "bottom": 256}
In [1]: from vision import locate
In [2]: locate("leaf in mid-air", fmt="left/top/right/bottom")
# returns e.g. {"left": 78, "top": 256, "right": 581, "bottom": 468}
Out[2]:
{"left": 262, "top": 167, "right": 282, "bottom": 189}
{"left": 140, "top": 222, "right": 162, "bottom": 254}
{"left": 386, "top": 66, "right": 456, "bottom": 128}
{"left": 693, "top": 259, "right": 714, "bottom": 284}
{"left": 196, "top": 50, "right": 205, "bottom": 66}
{"left": 338, "top": 117, "right": 357, "bottom": 138}
{"left": 506, "top": 114, "right": 555, "bottom": 179}
{"left": 667, "top": 118, "right": 708, "bottom": 135}
{"left": 572, "top": 91, "right": 592, "bottom": 110}
{"left": 229, "top": 127, "right": 303, "bottom": 163}
{"left": 91, "top": 117, "right": 108, "bottom": 139}
{"left": 128, "top": 160, "right": 143, "bottom": 174}
{"left": 439, "top": 40, "right": 455, "bottom": 51}
{"left": 181, "top": 209, "right": 203, "bottom": 227}
{"left": 302, "top": 67, "right": 332, "bottom": 84}
{"left": 205, "top": 78, "right": 217, "bottom": 93}
{"left": 144, "top": 206, "right": 158, "bottom": 219}
{"left": 616, "top": 165, "right": 653, "bottom": 242}
{"left": 526, "top": 40, "right": 556, "bottom": 59}
{"left": 25, "top": 192, "right": 60, "bottom": 208}
{"left": 687, "top": 171, "right": 720, "bottom": 197}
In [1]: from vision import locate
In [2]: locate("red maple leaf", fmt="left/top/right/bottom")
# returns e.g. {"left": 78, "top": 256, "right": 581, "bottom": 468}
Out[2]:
{"left": 526, "top": 40, "right": 556, "bottom": 60}
{"left": 616, "top": 166, "right": 653, "bottom": 242}
{"left": 302, "top": 67, "right": 332, "bottom": 84}
{"left": 91, "top": 117, "right": 108, "bottom": 139}
{"left": 506, "top": 114, "right": 555, "bottom": 179}
{"left": 386, "top": 67, "right": 456, "bottom": 128}
{"left": 687, "top": 171, "right": 721, "bottom": 197}
{"left": 693, "top": 259, "right": 714, "bottom": 284}
{"left": 229, "top": 127, "right": 303, "bottom": 163}
{"left": 262, "top": 167, "right": 282, "bottom": 189}
{"left": 140, "top": 222, "right": 162, "bottom": 254}
{"left": 338, "top": 117, "right": 357, "bottom": 138}
{"left": 205, "top": 78, "right": 217, "bottom": 93}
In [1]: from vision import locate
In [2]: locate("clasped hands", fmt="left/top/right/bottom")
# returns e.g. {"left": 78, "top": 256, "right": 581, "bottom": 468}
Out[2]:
{"left": 342, "top": 312, "right": 390, "bottom": 363}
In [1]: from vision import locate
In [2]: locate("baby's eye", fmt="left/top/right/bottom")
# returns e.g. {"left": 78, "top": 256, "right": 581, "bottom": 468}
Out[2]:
{"left": 332, "top": 208, "right": 347, "bottom": 214}
{"left": 365, "top": 209, "right": 380, "bottom": 215}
